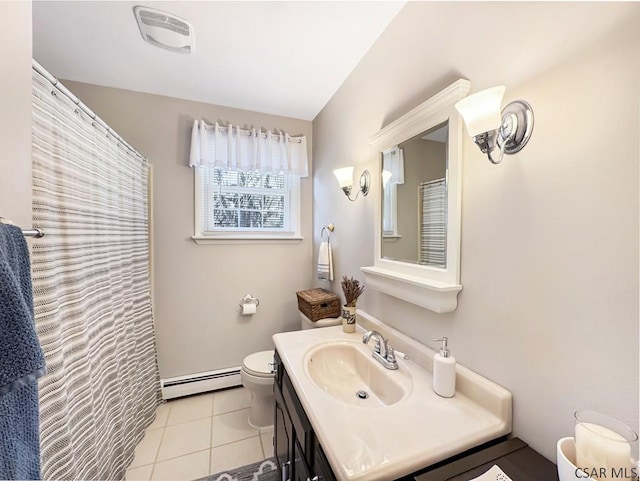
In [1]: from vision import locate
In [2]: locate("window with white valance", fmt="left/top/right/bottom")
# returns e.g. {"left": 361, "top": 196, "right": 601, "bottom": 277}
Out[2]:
{"left": 189, "top": 120, "right": 308, "bottom": 243}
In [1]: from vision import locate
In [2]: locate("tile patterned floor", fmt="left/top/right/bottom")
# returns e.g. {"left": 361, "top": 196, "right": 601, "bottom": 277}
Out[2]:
{"left": 125, "top": 387, "right": 272, "bottom": 481}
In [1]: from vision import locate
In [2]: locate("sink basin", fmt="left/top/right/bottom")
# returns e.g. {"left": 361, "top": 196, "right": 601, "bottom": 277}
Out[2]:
{"left": 274, "top": 314, "right": 513, "bottom": 481}
{"left": 304, "top": 341, "right": 411, "bottom": 407}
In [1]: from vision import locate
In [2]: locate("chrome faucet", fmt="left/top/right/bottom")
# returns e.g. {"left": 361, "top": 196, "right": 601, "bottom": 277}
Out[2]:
{"left": 362, "top": 330, "right": 398, "bottom": 370}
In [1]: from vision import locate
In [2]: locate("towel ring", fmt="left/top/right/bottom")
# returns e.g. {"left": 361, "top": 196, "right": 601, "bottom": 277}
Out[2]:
{"left": 321, "top": 223, "right": 335, "bottom": 242}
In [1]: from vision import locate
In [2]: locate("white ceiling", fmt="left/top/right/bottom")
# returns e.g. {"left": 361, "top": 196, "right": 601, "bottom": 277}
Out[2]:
{"left": 33, "top": 2, "right": 640, "bottom": 124}
{"left": 32, "top": 1, "right": 405, "bottom": 121}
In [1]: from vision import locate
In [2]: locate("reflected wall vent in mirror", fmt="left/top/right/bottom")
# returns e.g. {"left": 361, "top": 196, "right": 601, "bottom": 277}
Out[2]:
{"left": 455, "top": 86, "right": 534, "bottom": 164}
{"left": 362, "top": 79, "right": 470, "bottom": 313}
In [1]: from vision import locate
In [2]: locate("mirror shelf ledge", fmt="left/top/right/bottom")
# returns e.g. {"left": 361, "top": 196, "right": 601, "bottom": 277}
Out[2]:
{"left": 361, "top": 266, "right": 462, "bottom": 313}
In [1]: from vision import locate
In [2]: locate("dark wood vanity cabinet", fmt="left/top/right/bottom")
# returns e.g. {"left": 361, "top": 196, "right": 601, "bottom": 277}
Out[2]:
{"left": 411, "top": 437, "right": 559, "bottom": 481}
{"left": 274, "top": 350, "right": 337, "bottom": 481}
{"left": 274, "top": 384, "right": 294, "bottom": 478}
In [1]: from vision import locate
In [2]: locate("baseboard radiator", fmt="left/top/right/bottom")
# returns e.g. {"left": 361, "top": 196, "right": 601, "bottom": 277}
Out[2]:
{"left": 161, "top": 366, "right": 242, "bottom": 399}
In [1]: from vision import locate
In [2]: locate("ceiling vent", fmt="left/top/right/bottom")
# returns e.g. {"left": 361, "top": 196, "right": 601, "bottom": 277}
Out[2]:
{"left": 133, "top": 6, "right": 194, "bottom": 54}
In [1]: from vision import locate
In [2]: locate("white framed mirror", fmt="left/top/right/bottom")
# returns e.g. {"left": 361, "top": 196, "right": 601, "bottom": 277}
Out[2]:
{"left": 361, "top": 79, "right": 470, "bottom": 313}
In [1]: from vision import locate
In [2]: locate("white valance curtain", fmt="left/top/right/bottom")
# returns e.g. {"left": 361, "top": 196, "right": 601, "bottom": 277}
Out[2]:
{"left": 189, "top": 120, "right": 309, "bottom": 177}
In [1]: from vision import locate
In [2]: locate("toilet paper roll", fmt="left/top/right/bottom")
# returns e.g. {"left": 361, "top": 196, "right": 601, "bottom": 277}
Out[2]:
{"left": 241, "top": 303, "right": 257, "bottom": 315}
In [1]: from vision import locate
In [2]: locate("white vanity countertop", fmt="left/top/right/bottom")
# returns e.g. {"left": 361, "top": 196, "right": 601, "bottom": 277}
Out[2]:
{"left": 273, "top": 310, "right": 512, "bottom": 481}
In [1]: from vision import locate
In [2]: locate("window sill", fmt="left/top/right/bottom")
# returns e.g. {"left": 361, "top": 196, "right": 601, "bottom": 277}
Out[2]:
{"left": 192, "top": 235, "right": 304, "bottom": 245}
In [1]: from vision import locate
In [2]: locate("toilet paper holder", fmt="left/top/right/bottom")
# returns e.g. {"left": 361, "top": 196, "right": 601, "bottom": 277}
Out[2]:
{"left": 239, "top": 293, "right": 260, "bottom": 309}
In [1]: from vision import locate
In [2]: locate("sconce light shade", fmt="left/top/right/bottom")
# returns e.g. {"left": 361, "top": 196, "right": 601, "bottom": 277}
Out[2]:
{"left": 454, "top": 86, "right": 505, "bottom": 137}
{"left": 454, "top": 86, "right": 534, "bottom": 165}
{"left": 333, "top": 166, "right": 370, "bottom": 201}
{"left": 333, "top": 167, "right": 355, "bottom": 189}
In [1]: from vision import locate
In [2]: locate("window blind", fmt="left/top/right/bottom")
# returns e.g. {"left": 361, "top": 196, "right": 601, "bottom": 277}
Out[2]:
{"left": 198, "top": 167, "right": 299, "bottom": 234}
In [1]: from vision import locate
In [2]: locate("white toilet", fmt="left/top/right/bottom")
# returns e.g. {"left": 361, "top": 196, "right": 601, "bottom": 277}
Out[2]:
{"left": 240, "top": 311, "right": 341, "bottom": 428}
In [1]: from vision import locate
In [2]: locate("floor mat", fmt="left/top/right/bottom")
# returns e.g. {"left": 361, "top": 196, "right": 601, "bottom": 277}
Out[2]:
{"left": 196, "top": 458, "right": 278, "bottom": 481}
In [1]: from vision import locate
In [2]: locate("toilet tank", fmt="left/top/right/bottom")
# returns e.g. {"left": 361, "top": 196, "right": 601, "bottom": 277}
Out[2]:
{"left": 299, "top": 312, "right": 342, "bottom": 330}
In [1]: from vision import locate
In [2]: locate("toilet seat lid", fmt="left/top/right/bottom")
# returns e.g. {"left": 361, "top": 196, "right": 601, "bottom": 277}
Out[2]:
{"left": 243, "top": 350, "right": 275, "bottom": 378}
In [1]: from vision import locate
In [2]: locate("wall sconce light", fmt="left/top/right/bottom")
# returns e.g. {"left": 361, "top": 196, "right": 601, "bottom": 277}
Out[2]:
{"left": 333, "top": 167, "right": 370, "bottom": 201}
{"left": 454, "top": 86, "right": 534, "bottom": 164}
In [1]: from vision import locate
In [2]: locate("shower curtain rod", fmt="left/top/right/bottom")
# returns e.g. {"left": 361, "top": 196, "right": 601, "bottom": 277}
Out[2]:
{"left": 0, "top": 218, "right": 46, "bottom": 238}
{"left": 22, "top": 228, "right": 45, "bottom": 238}
{"left": 32, "top": 59, "right": 147, "bottom": 164}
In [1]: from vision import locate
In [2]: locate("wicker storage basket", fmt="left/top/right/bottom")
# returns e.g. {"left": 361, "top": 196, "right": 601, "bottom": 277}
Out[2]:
{"left": 296, "top": 288, "right": 341, "bottom": 322}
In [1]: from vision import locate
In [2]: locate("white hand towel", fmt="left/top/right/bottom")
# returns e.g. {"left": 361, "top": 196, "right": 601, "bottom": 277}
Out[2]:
{"left": 317, "top": 241, "right": 333, "bottom": 281}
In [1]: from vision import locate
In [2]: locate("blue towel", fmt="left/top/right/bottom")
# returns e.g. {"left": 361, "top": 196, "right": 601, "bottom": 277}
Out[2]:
{"left": 0, "top": 223, "right": 46, "bottom": 480}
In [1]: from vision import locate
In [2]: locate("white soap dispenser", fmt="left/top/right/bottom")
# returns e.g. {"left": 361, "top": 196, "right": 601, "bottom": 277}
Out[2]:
{"left": 432, "top": 337, "right": 456, "bottom": 398}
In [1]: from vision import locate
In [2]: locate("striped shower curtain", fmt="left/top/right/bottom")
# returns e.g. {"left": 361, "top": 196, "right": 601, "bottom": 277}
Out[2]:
{"left": 420, "top": 178, "right": 447, "bottom": 268}
{"left": 30, "top": 66, "right": 160, "bottom": 480}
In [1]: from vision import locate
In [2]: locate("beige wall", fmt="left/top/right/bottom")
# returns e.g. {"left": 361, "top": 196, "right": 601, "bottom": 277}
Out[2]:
{"left": 62, "top": 81, "right": 313, "bottom": 379}
{"left": 0, "top": 2, "right": 32, "bottom": 227}
{"left": 313, "top": 3, "right": 639, "bottom": 461}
